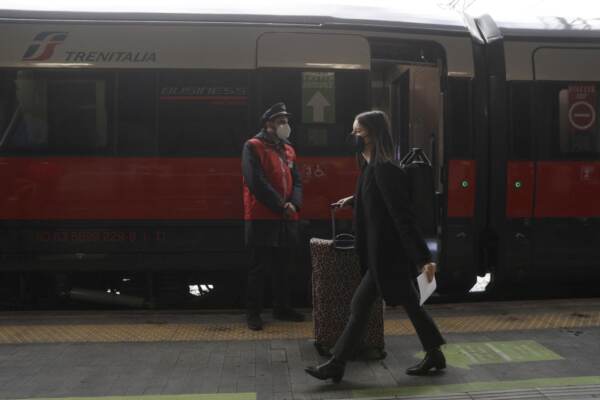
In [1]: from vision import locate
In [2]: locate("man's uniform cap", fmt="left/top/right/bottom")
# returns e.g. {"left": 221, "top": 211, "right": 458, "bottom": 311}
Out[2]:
{"left": 261, "top": 102, "right": 292, "bottom": 124}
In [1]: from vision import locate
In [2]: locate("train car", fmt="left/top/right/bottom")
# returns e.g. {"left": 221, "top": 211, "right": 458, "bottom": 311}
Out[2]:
{"left": 474, "top": 15, "right": 600, "bottom": 287}
{"left": 0, "top": 3, "right": 487, "bottom": 307}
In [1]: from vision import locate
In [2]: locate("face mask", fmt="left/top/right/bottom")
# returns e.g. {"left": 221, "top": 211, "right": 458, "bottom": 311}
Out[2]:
{"left": 276, "top": 123, "right": 291, "bottom": 140}
{"left": 352, "top": 135, "right": 366, "bottom": 154}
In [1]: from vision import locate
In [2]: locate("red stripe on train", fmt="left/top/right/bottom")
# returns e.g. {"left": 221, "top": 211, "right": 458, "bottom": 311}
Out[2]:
{"left": 535, "top": 161, "right": 600, "bottom": 218}
{"left": 0, "top": 157, "right": 357, "bottom": 220}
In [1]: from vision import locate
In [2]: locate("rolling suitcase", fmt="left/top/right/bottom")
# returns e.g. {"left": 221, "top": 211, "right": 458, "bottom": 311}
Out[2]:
{"left": 310, "top": 207, "right": 386, "bottom": 360}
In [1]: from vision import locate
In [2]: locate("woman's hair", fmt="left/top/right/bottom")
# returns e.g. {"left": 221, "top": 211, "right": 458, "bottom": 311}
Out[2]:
{"left": 355, "top": 110, "right": 395, "bottom": 166}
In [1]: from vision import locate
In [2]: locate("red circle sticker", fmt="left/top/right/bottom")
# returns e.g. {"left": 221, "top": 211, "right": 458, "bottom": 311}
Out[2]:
{"left": 568, "top": 100, "right": 596, "bottom": 131}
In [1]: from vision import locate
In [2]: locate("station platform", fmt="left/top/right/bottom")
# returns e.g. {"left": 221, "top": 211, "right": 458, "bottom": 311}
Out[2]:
{"left": 2, "top": 298, "right": 600, "bottom": 400}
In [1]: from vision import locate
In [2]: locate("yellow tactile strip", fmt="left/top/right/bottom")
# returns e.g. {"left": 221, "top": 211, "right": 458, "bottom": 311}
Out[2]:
{"left": 0, "top": 311, "right": 599, "bottom": 344}
{"left": 386, "top": 311, "right": 600, "bottom": 335}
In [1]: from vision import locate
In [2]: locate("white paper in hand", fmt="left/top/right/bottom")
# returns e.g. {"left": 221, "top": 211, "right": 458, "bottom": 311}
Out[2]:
{"left": 417, "top": 273, "right": 437, "bottom": 306}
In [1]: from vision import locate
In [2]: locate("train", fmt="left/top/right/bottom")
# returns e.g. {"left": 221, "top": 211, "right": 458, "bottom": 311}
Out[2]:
{"left": 0, "top": 3, "right": 599, "bottom": 308}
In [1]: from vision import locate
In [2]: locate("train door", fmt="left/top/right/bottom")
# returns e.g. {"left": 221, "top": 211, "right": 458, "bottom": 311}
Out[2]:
{"left": 529, "top": 47, "right": 600, "bottom": 281}
{"left": 370, "top": 40, "right": 479, "bottom": 293}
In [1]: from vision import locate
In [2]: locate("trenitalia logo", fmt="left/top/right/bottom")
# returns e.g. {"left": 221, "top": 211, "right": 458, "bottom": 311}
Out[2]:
{"left": 22, "top": 31, "right": 157, "bottom": 64}
{"left": 22, "top": 31, "right": 68, "bottom": 61}
{"left": 65, "top": 51, "right": 156, "bottom": 63}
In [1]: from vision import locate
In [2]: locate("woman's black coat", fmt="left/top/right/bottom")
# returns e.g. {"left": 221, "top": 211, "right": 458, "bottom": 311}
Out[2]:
{"left": 353, "top": 161, "right": 432, "bottom": 306}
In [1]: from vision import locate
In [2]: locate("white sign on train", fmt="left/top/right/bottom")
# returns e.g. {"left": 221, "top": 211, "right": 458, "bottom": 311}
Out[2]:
{"left": 302, "top": 72, "right": 335, "bottom": 124}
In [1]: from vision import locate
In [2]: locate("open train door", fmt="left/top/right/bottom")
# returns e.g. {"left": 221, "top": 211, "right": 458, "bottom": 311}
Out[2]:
{"left": 390, "top": 70, "right": 440, "bottom": 267}
{"left": 369, "top": 33, "right": 483, "bottom": 294}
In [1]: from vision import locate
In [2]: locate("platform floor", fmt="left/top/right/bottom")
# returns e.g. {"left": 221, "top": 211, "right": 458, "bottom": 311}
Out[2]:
{"left": 2, "top": 298, "right": 600, "bottom": 400}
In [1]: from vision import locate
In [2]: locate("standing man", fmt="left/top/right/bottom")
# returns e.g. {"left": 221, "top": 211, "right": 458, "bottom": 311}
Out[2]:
{"left": 242, "top": 102, "right": 305, "bottom": 331}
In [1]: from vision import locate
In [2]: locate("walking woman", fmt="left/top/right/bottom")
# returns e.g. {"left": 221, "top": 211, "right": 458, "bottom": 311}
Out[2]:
{"left": 305, "top": 110, "right": 446, "bottom": 383}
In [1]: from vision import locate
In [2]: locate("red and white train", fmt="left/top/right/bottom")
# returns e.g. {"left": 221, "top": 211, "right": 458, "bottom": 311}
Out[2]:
{"left": 0, "top": 3, "right": 599, "bottom": 306}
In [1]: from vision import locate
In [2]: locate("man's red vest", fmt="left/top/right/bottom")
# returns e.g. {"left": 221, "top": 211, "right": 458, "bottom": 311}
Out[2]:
{"left": 243, "top": 138, "right": 299, "bottom": 221}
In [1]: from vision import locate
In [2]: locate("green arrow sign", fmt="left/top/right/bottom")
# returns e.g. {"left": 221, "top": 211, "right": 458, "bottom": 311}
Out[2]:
{"left": 302, "top": 72, "right": 335, "bottom": 123}
{"left": 415, "top": 340, "right": 563, "bottom": 370}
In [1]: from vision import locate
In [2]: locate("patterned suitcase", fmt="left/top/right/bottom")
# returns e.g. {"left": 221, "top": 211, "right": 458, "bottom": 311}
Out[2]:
{"left": 309, "top": 209, "right": 386, "bottom": 360}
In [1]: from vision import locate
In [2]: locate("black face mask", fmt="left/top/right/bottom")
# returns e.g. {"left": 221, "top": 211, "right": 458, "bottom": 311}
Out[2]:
{"left": 352, "top": 135, "right": 366, "bottom": 154}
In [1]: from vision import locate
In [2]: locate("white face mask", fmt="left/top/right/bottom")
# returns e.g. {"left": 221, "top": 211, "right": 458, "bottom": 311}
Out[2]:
{"left": 276, "top": 123, "right": 291, "bottom": 140}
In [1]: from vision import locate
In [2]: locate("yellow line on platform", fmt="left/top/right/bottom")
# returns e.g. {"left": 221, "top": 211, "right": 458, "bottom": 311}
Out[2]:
{"left": 0, "top": 311, "right": 599, "bottom": 344}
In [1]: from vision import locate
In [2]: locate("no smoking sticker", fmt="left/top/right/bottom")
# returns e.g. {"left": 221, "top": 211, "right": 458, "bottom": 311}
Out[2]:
{"left": 569, "top": 101, "right": 596, "bottom": 131}
{"left": 568, "top": 85, "right": 597, "bottom": 133}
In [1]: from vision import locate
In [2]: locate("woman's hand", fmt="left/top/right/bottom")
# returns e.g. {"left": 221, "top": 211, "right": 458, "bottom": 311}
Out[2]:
{"left": 331, "top": 195, "right": 354, "bottom": 209}
{"left": 421, "top": 262, "right": 437, "bottom": 283}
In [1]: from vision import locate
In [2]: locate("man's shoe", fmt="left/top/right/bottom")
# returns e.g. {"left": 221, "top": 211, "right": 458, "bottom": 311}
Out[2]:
{"left": 273, "top": 308, "right": 305, "bottom": 322}
{"left": 406, "top": 348, "right": 446, "bottom": 375}
{"left": 246, "top": 313, "right": 263, "bottom": 331}
{"left": 305, "top": 357, "right": 346, "bottom": 383}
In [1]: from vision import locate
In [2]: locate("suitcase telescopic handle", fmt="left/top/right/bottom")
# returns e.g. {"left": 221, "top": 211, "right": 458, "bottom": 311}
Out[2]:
{"left": 330, "top": 205, "right": 355, "bottom": 251}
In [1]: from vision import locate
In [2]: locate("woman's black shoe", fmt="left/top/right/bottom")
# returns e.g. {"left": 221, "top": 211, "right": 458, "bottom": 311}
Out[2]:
{"left": 406, "top": 348, "right": 446, "bottom": 375}
{"left": 305, "top": 357, "right": 346, "bottom": 383}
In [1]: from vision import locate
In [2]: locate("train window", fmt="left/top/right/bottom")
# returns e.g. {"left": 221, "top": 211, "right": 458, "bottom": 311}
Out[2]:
{"left": 508, "top": 83, "right": 533, "bottom": 159}
{"left": 0, "top": 70, "right": 112, "bottom": 155}
{"left": 117, "top": 71, "right": 157, "bottom": 155}
{"left": 536, "top": 82, "right": 600, "bottom": 158}
{"left": 257, "top": 69, "right": 369, "bottom": 156}
{"left": 558, "top": 85, "right": 599, "bottom": 155}
{"left": 158, "top": 71, "right": 249, "bottom": 156}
